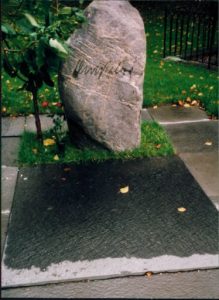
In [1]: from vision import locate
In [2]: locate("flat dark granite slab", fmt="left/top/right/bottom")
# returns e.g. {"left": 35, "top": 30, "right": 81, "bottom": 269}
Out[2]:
{"left": 2, "top": 156, "right": 218, "bottom": 287}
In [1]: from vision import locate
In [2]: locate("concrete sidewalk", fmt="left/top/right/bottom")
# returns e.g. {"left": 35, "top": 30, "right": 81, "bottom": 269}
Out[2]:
{"left": 1, "top": 106, "right": 219, "bottom": 298}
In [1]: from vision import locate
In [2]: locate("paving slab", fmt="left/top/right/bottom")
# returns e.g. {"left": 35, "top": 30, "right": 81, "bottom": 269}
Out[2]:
{"left": 1, "top": 167, "right": 19, "bottom": 255}
{"left": 2, "top": 117, "right": 25, "bottom": 137}
{"left": 1, "top": 137, "right": 20, "bottom": 166}
{"left": 25, "top": 115, "right": 54, "bottom": 132}
{"left": 164, "top": 121, "right": 218, "bottom": 153}
{"left": 2, "top": 156, "right": 218, "bottom": 287}
{"left": 179, "top": 152, "right": 219, "bottom": 203}
{"left": 2, "top": 269, "right": 219, "bottom": 298}
{"left": 141, "top": 108, "right": 153, "bottom": 121}
{"left": 25, "top": 115, "right": 68, "bottom": 132}
{"left": 148, "top": 105, "right": 210, "bottom": 124}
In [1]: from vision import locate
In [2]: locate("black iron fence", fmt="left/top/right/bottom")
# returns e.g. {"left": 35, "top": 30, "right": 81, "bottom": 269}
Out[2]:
{"left": 163, "top": 1, "right": 218, "bottom": 69}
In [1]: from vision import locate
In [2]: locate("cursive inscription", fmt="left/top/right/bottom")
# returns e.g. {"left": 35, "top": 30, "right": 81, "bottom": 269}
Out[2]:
{"left": 72, "top": 59, "right": 133, "bottom": 79}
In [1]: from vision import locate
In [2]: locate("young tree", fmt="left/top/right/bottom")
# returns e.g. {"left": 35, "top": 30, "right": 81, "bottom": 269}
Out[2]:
{"left": 2, "top": 0, "right": 86, "bottom": 141}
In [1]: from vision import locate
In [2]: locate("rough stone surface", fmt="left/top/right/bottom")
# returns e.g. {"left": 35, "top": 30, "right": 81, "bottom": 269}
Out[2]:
{"left": 59, "top": 0, "right": 146, "bottom": 151}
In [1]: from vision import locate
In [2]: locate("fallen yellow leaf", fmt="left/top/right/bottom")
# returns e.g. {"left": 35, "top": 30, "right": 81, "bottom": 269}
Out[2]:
{"left": 145, "top": 272, "right": 153, "bottom": 277}
{"left": 181, "top": 90, "right": 187, "bottom": 95}
{"left": 43, "top": 138, "right": 56, "bottom": 146}
{"left": 120, "top": 186, "right": 129, "bottom": 194}
{"left": 186, "top": 97, "right": 191, "bottom": 103}
{"left": 153, "top": 105, "right": 158, "bottom": 109}
{"left": 205, "top": 141, "right": 212, "bottom": 146}
{"left": 156, "top": 144, "right": 161, "bottom": 149}
{"left": 178, "top": 100, "right": 184, "bottom": 107}
{"left": 53, "top": 154, "right": 59, "bottom": 161}
{"left": 184, "top": 103, "right": 190, "bottom": 108}
{"left": 190, "top": 84, "right": 196, "bottom": 90}
{"left": 2, "top": 107, "right": 7, "bottom": 113}
{"left": 191, "top": 100, "right": 198, "bottom": 106}
{"left": 32, "top": 148, "right": 38, "bottom": 154}
{"left": 177, "top": 207, "right": 187, "bottom": 213}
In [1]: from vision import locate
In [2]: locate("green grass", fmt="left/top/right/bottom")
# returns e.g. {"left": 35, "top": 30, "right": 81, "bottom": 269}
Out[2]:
{"left": 1, "top": 73, "right": 63, "bottom": 116}
{"left": 143, "top": 10, "right": 218, "bottom": 116}
{"left": 2, "top": 5, "right": 218, "bottom": 117}
{"left": 18, "top": 121, "right": 174, "bottom": 166}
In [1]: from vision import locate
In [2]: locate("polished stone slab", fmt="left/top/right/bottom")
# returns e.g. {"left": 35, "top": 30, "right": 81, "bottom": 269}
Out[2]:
{"left": 1, "top": 167, "right": 19, "bottom": 255}
{"left": 2, "top": 156, "right": 218, "bottom": 287}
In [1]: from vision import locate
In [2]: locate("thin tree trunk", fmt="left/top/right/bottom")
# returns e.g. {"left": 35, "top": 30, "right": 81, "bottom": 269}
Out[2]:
{"left": 32, "top": 88, "right": 43, "bottom": 141}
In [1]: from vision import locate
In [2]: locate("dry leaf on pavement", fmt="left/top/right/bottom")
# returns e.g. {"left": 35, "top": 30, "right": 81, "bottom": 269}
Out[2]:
{"left": 178, "top": 100, "right": 184, "bottom": 107}
{"left": 145, "top": 272, "right": 153, "bottom": 277}
{"left": 177, "top": 207, "right": 187, "bottom": 213}
{"left": 120, "top": 186, "right": 129, "bottom": 194}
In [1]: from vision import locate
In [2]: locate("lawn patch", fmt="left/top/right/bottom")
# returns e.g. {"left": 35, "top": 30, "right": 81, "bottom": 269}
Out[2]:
{"left": 18, "top": 121, "right": 174, "bottom": 165}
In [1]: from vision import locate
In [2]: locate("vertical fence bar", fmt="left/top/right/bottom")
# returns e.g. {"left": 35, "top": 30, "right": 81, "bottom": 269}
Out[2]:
{"left": 206, "top": 17, "right": 212, "bottom": 51}
{"left": 190, "top": 20, "right": 195, "bottom": 59}
{"left": 202, "top": 18, "right": 206, "bottom": 63}
{"left": 163, "top": 6, "right": 167, "bottom": 58}
{"left": 179, "top": 17, "right": 184, "bottom": 57}
{"left": 196, "top": 16, "right": 201, "bottom": 61}
{"left": 184, "top": 15, "right": 190, "bottom": 58}
{"left": 174, "top": 15, "right": 179, "bottom": 56}
{"left": 169, "top": 13, "right": 173, "bottom": 55}
{"left": 208, "top": 14, "right": 217, "bottom": 69}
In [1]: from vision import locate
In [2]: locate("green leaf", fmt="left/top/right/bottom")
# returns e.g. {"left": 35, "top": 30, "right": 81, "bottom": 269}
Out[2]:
{"left": 3, "top": 58, "right": 17, "bottom": 77}
{"left": 24, "top": 13, "right": 40, "bottom": 28}
{"left": 1, "top": 24, "right": 16, "bottom": 35}
{"left": 49, "top": 38, "right": 68, "bottom": 55}
{"left": 75, "top": 11, "right": 86, "bottom": 22}
{"left": 59, "top": 6, "right": 72, "bottom": 15}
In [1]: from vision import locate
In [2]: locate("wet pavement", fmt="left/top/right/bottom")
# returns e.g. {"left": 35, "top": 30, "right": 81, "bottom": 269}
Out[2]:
{"left": 1, "top": 106, "right": 219, "bottom": 297}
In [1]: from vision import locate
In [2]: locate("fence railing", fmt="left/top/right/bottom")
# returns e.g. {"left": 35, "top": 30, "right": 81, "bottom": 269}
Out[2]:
{"left": 163, "top": 1, "right": 218, "bottom": 69}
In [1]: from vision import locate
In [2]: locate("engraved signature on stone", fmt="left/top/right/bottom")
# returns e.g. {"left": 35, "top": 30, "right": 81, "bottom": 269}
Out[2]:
{"left": 72, "top": 59, "right": 133, "bottom": 79}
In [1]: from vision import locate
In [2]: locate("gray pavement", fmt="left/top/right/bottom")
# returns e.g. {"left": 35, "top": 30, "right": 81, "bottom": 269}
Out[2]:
{"left": 1, "top": 137, "right": 20, "bottom": 167}
{"left": 1, "top": 106, "right": 219, "bottom": 298}
{"left": 2, "top": 269, "right": 219, "bottom": 298}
